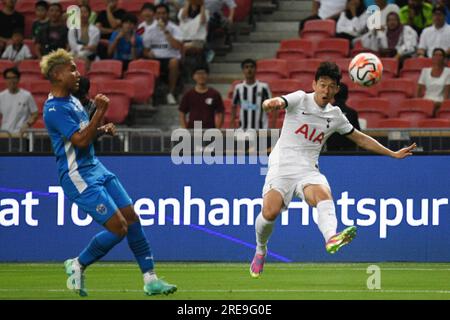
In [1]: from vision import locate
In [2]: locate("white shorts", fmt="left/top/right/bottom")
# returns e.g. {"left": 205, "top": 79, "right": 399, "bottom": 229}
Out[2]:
{"left": 262, "top": 165, "right": 330, "bottom": 210}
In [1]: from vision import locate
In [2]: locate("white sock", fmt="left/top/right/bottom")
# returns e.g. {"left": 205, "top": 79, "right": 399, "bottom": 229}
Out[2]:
{"left": 316, "top": 200, "right": 337, "bottom": 242}
{"left": 255, "top": 212, "right": 275, "bottom": 255}
{"left": 143, "top": 271, "right": 158, "bottom": 284}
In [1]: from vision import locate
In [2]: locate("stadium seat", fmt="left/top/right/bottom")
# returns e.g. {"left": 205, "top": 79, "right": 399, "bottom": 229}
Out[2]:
{"left": 352, "top": 98, "right": 390, "bottom": 128}
{"left": 60, "top": 0, "right": 78, "bottom": 11}
{"left": 73, "top": 59, "right": 87, "bottom": 77}
{"left": 18, "top": 59, "right": 45, "bottom": 81}
{"left": 267, "top": 79, "right": 303, "bottom": 97}
{"left": 90, "top": 79, "right": 135, "bottom": 101}
{"left": 89, "top": 0, "right": 108, "bottom": 12}
{"left": 126, "top": 59, "right": 160, "bottom": 78}
{"left": 288, "top": 59, "right": 321, "bottom": 80}
{"left": 88, "top": 60, "right": 123, "bottom": 81}
{"left": 222, "top": 98, "right": 234, "bottom": 128}
{"left": 103, "top": 93, "right": 131, "bottom": 124}
{"left": 223, "top": 0, "right": 252, "bottom": 22}
{"left": 314, "top": 38, "right": 350, "bottom": 59}
{"left": 276, "top": 39, "right": 315, "bottom": 60}
{"left": 300, "top": 19, "right": 336, "bottom": 41}
{"left": 32, "top": 116, "right": 46, "bottom": 129}
{"left": 380, "top": 58, "right": 398, "bottom": 79}
{"left": 118, "top": 0, "right": 149, "bottom": 15}
{"left": 335, "top": 58, "right": 351, "bottom": 78}
{"left": 33, "top": 94, "right": 49, "bottom": 114}
{"left": 15, "top": 0, "right": 36, "bottom": 13}
{"left": 377, "top": 79, "right": 415, "bottom": 108}
{"left": 436, "top": 100, "right": 450, "bottom": 119}
{"left": 123, "top": 73, "right": 154, "bottom": 104}
{"left": 23, "top": 13, "right": 35, "bottom": 39}
{"left": 227, "top": 80, "right": 242, "bottom": 99}
{"left": 256, "top": 59, "right": 288, "bottom": 81}
{"left": 351, "top": 39, "right": 376, "bottom": 56}
{"left": 375, "top": 118, "right": 413, "bottom": 128}
{"left": 399, "top": 57, "right": 432, "bottom": 82}
{"left": 24, "top": 79, "right": 51, "bottom": 94}
{"left": 343, "top": 80, "right": 378, "bottom": 99}
{"left": 417, "top": 118, "right": 450, "bottom": 128}
{"left": 0, "top": 78, "right": 5, "bottom": 91}
{"left": 0, "top": 60, "right": 15, "bottom": 74}
{"left": 396, "top": 99, "right": 434, "bottom": 125}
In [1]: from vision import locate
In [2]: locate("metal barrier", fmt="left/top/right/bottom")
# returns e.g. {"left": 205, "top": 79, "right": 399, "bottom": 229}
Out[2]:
{"left": 1, "top": 127, "right": 450, "bottom": 154}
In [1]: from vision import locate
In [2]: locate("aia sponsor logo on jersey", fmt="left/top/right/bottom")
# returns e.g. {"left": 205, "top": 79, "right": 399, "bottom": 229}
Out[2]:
{"left": 295, "top": 124, "right": 324, "bottom": 144}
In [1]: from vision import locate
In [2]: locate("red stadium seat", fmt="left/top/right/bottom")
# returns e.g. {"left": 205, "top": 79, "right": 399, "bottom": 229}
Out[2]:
{"left": 23, "top": 39, "right": 37, "bottom": 58}
{"left": 351, "top": 40, "right": 376, "bottom": 56}
{"left": 375, "top": 118, "right": 413, "bottom": 128}
{"left": 267, "top": 79, "right": 303, "bottom": 97}
{"left": 15, "top": 0, "right": 36, "bottom": 13}
{"left": 32, "top": 116, "right": 46, "bottom": 129}
{"left": 223, "top": 0, "right": 252, "bottom": 22}
{"left": 88, "top": 60, "right": 123, "bottom": 80}
{"left": 352, "top": 98, "right": 390, "bottom": 128}
{"left": 23, "top": 13, "right": 35, "bottom": 39}
{"left": 0, "top": 60, "right": 15, "bottom": 74}
{"left": 103, "top": 93, "right": 131, "bottom": 124}
{"left": 24, "top": 79, "right": 51, "bottom": 94}
{"left": 91, "top": 79, "right": 135, "bottom": 101}
{"left": 343, "top": 80, "right": 379, "bottom": 99}
{"left": 33, "top": 94, "right": 49, "bottom": 114}
{"left": 314, "top": 38, "right": 350, "bottom": 59}
{"left": 89, "top": 0, "right": 108, "bottom": 12}
{"left": 335, "top": 58, "right": 351, "bottom": 78}
{"left": 276, "top": 39, "right": 315, "bottom": 60}
{"left": 300, "top": 19, "right": 336, "bottom": 41}
{"left": 288, "top": 59, "right": 321, "bottom": 80}
{"left": 74, "top": 59, "right": 87, "bottom": 76}
{"left": 256, "top": 59, "right": 288, "bottom": 81}
{"left": 18, "top": 59, "right": 45, "bottom": 80}
{"left": 126, "top": 59, "right": 160, "bottom": 78}
{"left": 380, "top": 58, "right": 398, "bottom": 79}
{"left": 399, "top": 57, "right": 432, "bottom": 81}
{"left": 118, "top": 0, "right": 150, "bottom": 15}
{"left": 436, "top": 100, "right": 450, "bottom": 119}
{"left": 0, "top": 78, "right": 5, "bottom": 91}
{"left": 59, "top": 0, "right": 78, "bottom": 11}
{"left": 123, "top": 73, "right": 155, "bottom": 104}
{"left": 396, "top": 99, "right": 434, "bottom": 125}
{"left": 417, "top": 118, "right": 450, "bottom": 128}
{"left": 377, "top": 79, "right": 415, "bottom": 108}
{"left": 227, "top": 80, "right": 242, "bottom": 99}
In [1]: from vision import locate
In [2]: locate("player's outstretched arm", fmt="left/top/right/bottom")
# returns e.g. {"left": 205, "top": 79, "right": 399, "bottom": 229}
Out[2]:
{"left": 347, "top": 129, "right": 416, "bottom": 159}
{"left": 71, "top": 94, "right": 109, "bottom": 148}
{"left": 262, "top": 97, "right": 286, "bottom": 112}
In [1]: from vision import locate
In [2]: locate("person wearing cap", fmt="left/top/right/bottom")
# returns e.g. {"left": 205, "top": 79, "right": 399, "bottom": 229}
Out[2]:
{"left": 417, "top": 5, "right": 450, "bottom": 57}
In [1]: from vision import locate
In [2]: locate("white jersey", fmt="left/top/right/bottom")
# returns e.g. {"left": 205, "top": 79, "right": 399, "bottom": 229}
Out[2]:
{"left": 269, "top": 91, "right": 354, "bottom": 173}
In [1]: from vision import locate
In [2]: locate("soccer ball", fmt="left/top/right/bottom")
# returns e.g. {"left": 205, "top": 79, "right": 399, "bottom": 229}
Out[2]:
{"left": 348, "top": 53, "right": 383, "bottom": 87}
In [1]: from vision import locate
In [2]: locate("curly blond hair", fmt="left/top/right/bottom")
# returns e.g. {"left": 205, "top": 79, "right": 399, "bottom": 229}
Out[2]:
{"left": 39, "top": 48, "right": 74, "bottom": 80}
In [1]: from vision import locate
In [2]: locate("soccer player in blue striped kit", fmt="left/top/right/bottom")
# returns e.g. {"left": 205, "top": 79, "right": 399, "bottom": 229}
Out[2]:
{"left": 41, "top": 49, "right": 176, "bottom": 297}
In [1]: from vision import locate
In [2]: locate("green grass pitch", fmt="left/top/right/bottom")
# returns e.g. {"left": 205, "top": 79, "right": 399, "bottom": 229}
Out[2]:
{"left": 0, "top": 262, "right": 449, "bottom": 300}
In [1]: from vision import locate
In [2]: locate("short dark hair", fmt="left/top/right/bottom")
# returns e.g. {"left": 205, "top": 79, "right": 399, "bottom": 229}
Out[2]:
{"left": 333, "top": 82, "right": 348, "bottom": 103}
{"left": 241, "top": 58, "right": 256, "bottom": 69}
{"left": 121, "top": 13, "right": 138, "bottom": 25}
{"left": 12, "top": 28, "right": 24, "bottom": 36}
{"left": 35, "top": 0, "right": 49, "bottom": 10}
{"left": 155, "top": 3, "right": 170, "bottom": 14}
{"left": 3, "top": 67, "right": 21, "bottom": 79}
{"left": 192, "top": 64, "right": 209, "bottom": 75}
{"left": 432, "top": 5, "right": 446, "bottom": 15}
{"left": 80, "top": 4, "right": 92, "bottom": 14}
{"left": 432, "top": 47, "right": 447, "bottom": 58}
{"left": 315, "top": 61, "right": 342, "bottom": 85}
{"left": 141, "top": 2, "right": 155, "bottom": 12}
{"left": 73, "top": 76, "right": 90, "bottom": 100}
{"left": 49, "top": 2, "right": 63, "bottom": 12}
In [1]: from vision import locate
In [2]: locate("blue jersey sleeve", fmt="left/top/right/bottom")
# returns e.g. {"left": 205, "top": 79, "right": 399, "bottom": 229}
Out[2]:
{"left": 45, "top": 105, "right": 80, "bottom": 140}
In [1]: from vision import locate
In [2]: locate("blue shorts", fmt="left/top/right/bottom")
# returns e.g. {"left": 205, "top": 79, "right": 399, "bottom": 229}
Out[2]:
{"left": 69, "top": 172, "right": 133, "bottom": 225}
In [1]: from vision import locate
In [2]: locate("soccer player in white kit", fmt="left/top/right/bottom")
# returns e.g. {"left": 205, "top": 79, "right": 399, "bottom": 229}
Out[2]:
{"left": 250, "top": 62, "right": 417, "bottom": 278}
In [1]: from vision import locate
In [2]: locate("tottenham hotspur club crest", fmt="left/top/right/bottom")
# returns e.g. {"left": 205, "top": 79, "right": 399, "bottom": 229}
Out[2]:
{"left": 96, "top": 203, "right": 107, "bottom": 215}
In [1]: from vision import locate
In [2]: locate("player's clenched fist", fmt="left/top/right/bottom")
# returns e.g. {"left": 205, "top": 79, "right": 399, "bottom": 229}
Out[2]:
{"left": 262, "top": 97, "right": 285, "bottom": 112}
{"left": 94, "top": 94, "right": 110, "bottom": 112}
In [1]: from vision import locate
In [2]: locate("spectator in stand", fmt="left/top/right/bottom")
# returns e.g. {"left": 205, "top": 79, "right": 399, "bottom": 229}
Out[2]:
{"left": 417, "top": 47, "right": 449, "bottom": 115}
{"left": 205, "top": 0, "right": 236, "bottom": 46}
{"left": 143, "top": 4, "right": 183, "bottom": 105}
{"left": 361, "top": 11, "right": 418, "bottom": 61}
{"left": 178, "top": 0, "right": 209, "bottom": 58}
{"left": 35, "top": 3, "right": 68, "bottom": 59}
{"left": 0, "top": 0, "right": 25, "bottom": 55}
{"left": 417, "top": 5, "right": 450, "bottom": 57}
{"left": 373, "top": 0, "right": 400, "bottom": 28}
{"left": 108, "top": 13, "right": 143, "bottom": 71}
{"left": 32, "top": 1, "right": 50, "bottom": 40}
{"left": 326, "top": 83, "right": 361, "bottom": 151}
{"left": 78, "top": 0, "right": 98, "bottom": 25}
{"left": 231, "top": 58, "right": 275, "bottom": 129}
{"left": 96, "top": 0, "right": 126, "bottom": 58}
{"left": 137, "top": 3, "right": 156, "bottom": 36}
{"left": 68, "top": 4, "right": 100, "bottom": 68}
{"left": 299, "top": 0, "right": 347, "bottom": 33}
{"left": 179, "top": 64, "right": 224, "bottom": 129}
{"left": 0, "top": 67, "right": 38, "bottom": 135}
{"left": 1, "top": 29, "right": 33, "bottom": 62}
{"left": 336, "top": 0, "right": 368, "bottom": 43}
{"left": 399, "top": 0, "right": 433, "bottom": 35}
{"left": 432, "top": 0, "right": 450, "bottom": 24}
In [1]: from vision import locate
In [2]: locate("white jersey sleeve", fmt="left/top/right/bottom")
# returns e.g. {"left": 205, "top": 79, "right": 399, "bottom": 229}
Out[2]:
{"left": 335, "top": 108, "right": 354, "bottom": 135}
{"left": 282, "top": 90, "right": 306, "bottom": 113}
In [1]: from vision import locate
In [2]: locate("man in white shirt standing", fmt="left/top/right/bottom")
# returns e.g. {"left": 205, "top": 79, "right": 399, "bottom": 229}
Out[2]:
{"left": 143, "top": 4, "right": 183, "bottom": 105}
{"left": 0, "top": 67, "right": 38, "bottom": 136}
{"left": 417, "top": 5, "right": 450, "bottom": 57}
{"left": 250, "top": 62, "right": 416, "bottom": 278}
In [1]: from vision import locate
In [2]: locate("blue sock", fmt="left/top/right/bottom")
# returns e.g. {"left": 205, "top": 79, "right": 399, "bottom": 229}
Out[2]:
{"left": 127, "top": 221, "right": 154, "bottom": 273}
{"left": 78, "top": 230, "right": 124, "bottom": 267}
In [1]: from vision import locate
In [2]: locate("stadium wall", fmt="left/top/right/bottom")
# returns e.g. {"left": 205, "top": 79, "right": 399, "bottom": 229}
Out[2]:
{"left": 1, "top": 155, "right": 449, "bottom": 262}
